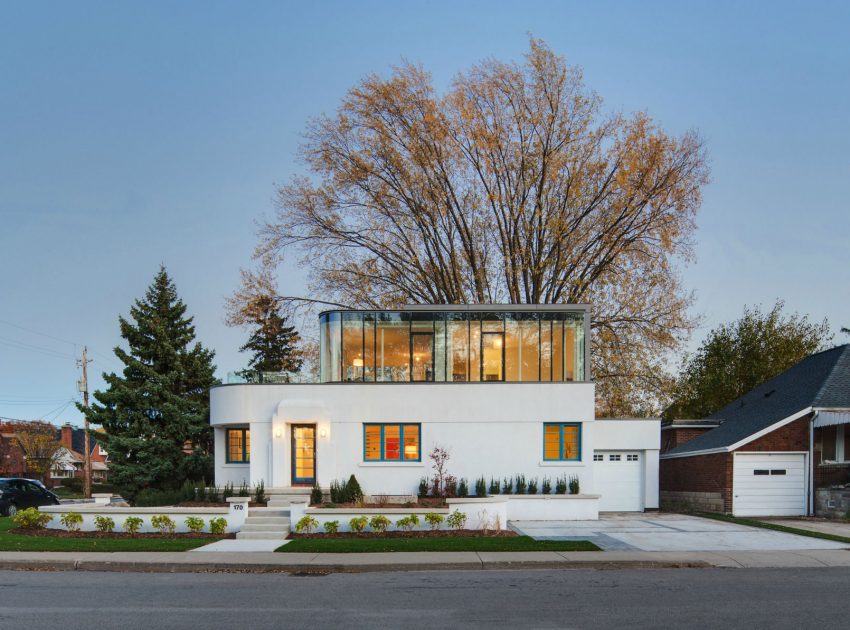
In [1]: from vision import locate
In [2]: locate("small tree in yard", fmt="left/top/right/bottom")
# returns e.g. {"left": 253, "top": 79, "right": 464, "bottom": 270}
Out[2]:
{"left": 429, "top": 445, "right": 456, "bottom": 499}
{"left": 12, "top": 421, "right": 62, "bottom": 483}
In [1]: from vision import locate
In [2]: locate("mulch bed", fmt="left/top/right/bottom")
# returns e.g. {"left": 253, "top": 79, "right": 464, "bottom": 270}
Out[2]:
{"left": 175, "top": 501, "right": 267, "bottom": 508}
{"left": 10, "top": 528, "right": 235, "bottom": 540}
{"left": 315, "top": 498, "right": 447, "bottom": 509}
{"left": 291, "top": 529, "right": 517, "bottom": 540}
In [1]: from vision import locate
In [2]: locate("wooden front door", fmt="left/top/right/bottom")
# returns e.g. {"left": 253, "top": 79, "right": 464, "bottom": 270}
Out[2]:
{"left": 291, "top": 425, "right": 316, "bottom": 486}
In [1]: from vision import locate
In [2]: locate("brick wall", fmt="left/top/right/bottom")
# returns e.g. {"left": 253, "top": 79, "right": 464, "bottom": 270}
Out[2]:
{"left": 740, "top": 416, "right": 809, "bottom": 452}
{"left": 661, "top": 427, "right": 714, "bottom": 454}
{"left": 660, "top": 452, "right": 732, "bottom": 512}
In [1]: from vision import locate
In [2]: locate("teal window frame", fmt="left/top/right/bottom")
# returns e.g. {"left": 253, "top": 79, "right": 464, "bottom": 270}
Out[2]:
{"left": 363, "top": 423, "right": 421, "bottom": 462}
{"left": 226, "top": 428, "right": 250, "bottom": 463}
{"left": 543, "top": 422, "right": 582, "bottom": 461}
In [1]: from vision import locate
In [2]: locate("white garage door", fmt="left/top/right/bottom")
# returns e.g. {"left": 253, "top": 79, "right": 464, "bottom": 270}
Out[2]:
{"left": 733, "top": 452, "right": 806, "bottom": 517}
{"left": 594, "top": 451, "right": 644, "bottom": 512}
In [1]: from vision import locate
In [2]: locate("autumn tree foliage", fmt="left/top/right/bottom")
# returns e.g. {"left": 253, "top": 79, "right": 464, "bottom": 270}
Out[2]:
{"left": 11, "top": 421, "right": 62, "bottom": 482}
{"left": 234, "top": 40, "right": 709, "bottom": 415}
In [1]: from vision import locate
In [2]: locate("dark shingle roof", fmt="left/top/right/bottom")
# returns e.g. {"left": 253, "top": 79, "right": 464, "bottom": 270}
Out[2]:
{"left": 666, "top": 344, "right": 850, "bottom": 456}
{"left": 56, "top": 426, "right": 101, "bottom": 455}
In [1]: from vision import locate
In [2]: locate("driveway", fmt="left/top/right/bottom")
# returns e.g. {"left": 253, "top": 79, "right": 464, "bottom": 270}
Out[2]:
{"left": 511, "top": 513, "right": 849, "bottom": 552}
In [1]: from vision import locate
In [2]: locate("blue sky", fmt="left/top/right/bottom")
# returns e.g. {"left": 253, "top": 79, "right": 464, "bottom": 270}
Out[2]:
{"left": 1, "top": 1, "right": 848, "bottom": 425}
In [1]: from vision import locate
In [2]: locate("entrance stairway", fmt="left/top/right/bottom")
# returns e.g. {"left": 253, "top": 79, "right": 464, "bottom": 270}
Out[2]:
{"left": 234, "top": 488, "right": 313, "bottom": 540}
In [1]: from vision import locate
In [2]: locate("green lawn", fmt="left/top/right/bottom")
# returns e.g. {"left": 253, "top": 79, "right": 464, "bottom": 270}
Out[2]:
{"left": 697, "top": 512, "right": 850, "bottom": 545}
{"left": 0, "top": 517, "right": 216, "bottom": 552}
{"left": 278, "top": 535, "right": 600, "bottom": 553}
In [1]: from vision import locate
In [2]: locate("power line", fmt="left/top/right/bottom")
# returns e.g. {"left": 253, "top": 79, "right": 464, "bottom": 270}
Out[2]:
{"left": 0, "top": 317, "right": 80, "bottom": 347}
{"left": 0, "top": 337, "right": 77, "bottom": 360}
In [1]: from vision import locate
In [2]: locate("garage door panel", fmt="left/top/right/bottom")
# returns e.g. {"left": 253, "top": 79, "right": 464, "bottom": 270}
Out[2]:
{"left": 733, "top": 453, "right": 806, "bottom": 517}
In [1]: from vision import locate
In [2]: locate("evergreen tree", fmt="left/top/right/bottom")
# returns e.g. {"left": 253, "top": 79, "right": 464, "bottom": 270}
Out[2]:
{"left": 85, "top": 267, "right": 217, "bottom": 497}
{"left": 239, "top": 294, "right": 302, "bottom": 381}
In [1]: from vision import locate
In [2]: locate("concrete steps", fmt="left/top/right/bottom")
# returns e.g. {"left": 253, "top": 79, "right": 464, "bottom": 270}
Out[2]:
{"left": 235, "top": 506, "right": 292, "bottom": 540}
{"left": 265, "top": 487, "right": 316, "bottom": 508}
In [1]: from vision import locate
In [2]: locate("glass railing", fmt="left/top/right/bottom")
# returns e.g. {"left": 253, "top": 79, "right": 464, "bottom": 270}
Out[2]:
{"left": 225, "top": 371, "right": 319, "bottom": 384}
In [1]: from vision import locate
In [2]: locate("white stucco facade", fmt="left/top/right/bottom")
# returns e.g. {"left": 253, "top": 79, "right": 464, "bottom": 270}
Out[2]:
{"left": 210, "top": 382, "right": 660, "bottom": 512}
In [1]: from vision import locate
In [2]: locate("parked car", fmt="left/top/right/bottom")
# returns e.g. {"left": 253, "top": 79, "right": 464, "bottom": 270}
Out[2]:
{"left": 0, "top": 478, "right": 60, "bottom": 516}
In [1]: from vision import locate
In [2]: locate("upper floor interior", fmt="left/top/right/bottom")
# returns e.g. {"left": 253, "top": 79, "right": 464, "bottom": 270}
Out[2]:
{"left": 319, "top": 304, "right": 590, "bottom": 384}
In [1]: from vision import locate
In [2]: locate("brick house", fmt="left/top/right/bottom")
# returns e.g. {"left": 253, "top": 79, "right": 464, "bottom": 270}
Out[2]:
{"left": 52, "top": 423, "right": 109, "bottom": 484}
{"left": 660, "top": 344, "right": 850, "bottom": 517}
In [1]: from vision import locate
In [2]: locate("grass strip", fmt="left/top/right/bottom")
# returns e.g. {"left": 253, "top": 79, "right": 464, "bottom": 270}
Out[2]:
{"left": 278, "top": 535, "right": 600, "bottom": 553}
{"left": 0, "top": 517, "right": 214, "bottom": 552}
{"left": 696, "top": 512, "right": 850, "bottom": 545}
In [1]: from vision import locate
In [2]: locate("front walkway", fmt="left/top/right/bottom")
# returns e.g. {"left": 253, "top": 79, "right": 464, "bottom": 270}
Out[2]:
{"left": 757, "top": 518, "right": 850, "bottom": 538}
{"left": 511, "top": 513, "right": 849, "bottom": 552}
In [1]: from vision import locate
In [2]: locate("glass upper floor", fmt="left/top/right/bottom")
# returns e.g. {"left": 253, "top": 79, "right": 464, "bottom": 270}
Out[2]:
{"left": 320, "top": 305, "right": 589, "bottom": 384}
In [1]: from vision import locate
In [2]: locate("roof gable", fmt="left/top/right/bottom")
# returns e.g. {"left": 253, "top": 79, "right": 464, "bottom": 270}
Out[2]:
{"left": 666, "top": 345, "right": 850, "bottom": 456}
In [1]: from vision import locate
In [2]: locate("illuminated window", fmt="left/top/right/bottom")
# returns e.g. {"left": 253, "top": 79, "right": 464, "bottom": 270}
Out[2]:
{"left": 363, "top": 423, "right": 420, "bottom": 461}
{"left": 543, "top": 423, "right": 581, "bottom": 461}
{"left": 226, "top": 428, "right": 250, "bottom": 463}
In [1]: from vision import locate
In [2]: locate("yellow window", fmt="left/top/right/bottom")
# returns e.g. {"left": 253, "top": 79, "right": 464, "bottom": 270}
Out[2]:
{"left": 383, "top": 425, "right": 401, "bottom": 460}
{"left": 544, "top": 423, "right": 580, "bottom": 460}
{"left": 364, "top": 425, "right": 381, "bottom": 461}
{"left": 544, "top": 425, "right": 561, "bottom": 460}
{"left": 403, "top": 425, "right": 419, "bottom": 460}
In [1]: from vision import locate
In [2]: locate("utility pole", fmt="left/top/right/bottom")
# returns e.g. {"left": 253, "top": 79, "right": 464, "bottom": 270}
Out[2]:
{"left": 78, "top": 347, "right": 93, "bottom": 499}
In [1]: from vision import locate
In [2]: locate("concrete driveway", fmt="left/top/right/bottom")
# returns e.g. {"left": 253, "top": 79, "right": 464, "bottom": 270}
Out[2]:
{"left": 511, "top": 513, "right": 849, "bottom": 552}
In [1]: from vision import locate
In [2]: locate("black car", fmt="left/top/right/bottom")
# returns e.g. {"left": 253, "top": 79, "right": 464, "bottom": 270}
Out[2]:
{"left": 0, "top": 478, "right": 60, "bottom": 516}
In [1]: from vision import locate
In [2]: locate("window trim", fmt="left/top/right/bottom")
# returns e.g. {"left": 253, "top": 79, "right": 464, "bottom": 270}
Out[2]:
{"left": 543, "top": 422, "right": 582, "bottom": 462}
{"left": 226, "top": 428, "right": 250, "bottom": 464}
{"left": 363, "top": 423, "right": 421, "bottom": 462}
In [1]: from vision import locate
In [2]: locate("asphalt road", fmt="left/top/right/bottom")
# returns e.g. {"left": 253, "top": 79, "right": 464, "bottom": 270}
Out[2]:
{"left": 0, "top": 567, "right": 847, "bottom": 629}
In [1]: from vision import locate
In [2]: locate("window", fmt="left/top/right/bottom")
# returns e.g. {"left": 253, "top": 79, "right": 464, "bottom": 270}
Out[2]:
{"left": 364, "top": 424, "right": 420, "bottom": 461}
{"left": 627, "top": 454, "right": 639, "bottom": 462}
{"left": 226, "top": 428, "right": 250, "bottom": 463}
{"left": 593, "top": 454, "right": 604, "bottom": 462}
{"left": 770, "top": 469, "right": 786, "bottom": 476}
{"left": 543, "top": 423, "right": 581, "bottom": 461}
{"left": 753, "top": 469, "right": 769, "bottom": 476}
{"left": 609, "top": 454, "right": 621, "bottom": 461}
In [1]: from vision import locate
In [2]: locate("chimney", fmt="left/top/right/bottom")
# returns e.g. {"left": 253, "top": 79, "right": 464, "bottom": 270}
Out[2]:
{"left": 61, "top": 423, "right": 74, "bottom": 450}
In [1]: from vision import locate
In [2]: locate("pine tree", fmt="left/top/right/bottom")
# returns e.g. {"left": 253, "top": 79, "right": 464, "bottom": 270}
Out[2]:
{"left": 239, "top": 294, "right": 302, "bottom": 381}
{"left": 85, "top": 266, "right": 217, "bottom": 497}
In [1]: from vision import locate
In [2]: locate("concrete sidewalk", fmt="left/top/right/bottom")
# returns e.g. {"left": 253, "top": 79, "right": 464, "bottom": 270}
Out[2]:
{"left": 1, "top": 548, "right": 850, "bottom": 573}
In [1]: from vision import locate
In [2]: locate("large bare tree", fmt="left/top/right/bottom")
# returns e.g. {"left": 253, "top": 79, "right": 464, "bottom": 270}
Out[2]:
{"left": 232, "top": 40, "right": 709, "bottom": 415}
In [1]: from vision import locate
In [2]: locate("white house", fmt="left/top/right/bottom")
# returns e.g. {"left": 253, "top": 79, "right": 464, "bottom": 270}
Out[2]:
{"left": 210, "top": 305, "right": 659, "bottom": 515}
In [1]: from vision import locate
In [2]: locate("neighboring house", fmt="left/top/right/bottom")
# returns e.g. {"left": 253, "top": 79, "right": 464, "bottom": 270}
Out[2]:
{"left": 660, "top": 344, "right": 850, "bottom": 518}
{"left": 0, "top": 424, "right": 27, "bottom": 477}
{"left": 211, "top": 305, "right": 660, "bottom": 514}
{"left": 51, "top": 423, "right": 109, "bottom": 484}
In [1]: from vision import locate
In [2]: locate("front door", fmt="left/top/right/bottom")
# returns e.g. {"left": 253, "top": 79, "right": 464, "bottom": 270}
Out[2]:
{"left": 291, "top": 425, "right": 316, "bottom": 486}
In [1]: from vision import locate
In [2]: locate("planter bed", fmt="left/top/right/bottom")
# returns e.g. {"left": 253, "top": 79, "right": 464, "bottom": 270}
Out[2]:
{"left": 9, "top": 528, "right": 235, "bottom": 540}
{"left": 175, "top": 501, "right": 266, "bottom": 508}
{"left": 291, "top": 529, "right": 517, "bottom": 540}
{"left": 314, "top": 498, "right": 446, "bottom": 509}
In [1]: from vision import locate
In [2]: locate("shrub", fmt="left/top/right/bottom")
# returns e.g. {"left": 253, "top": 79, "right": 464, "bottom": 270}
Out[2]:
{"left": 345, "top": 475, "right": 364, "bottom": 504}
{"left": 61, "top": 477, "right": 84, "bottom": 493}
{"left": 428, "top": 445, "right": 454, "bottom": 498}
{"left": 527, "top": 477, "right": 538, "bottom": 495}
{"left": 12, "top": 508, "right": 52, "bottom": 529}
{"left": 369, "top": 514, "right": 391, "bottom": 533}
{"left": 396, "top": 514, "right": 420, "bottom": 531}
{"left": 222, "top": 482, "right": 235, "bottom": 501}
{"left": 541, "top": 477, "right": 552, "bottom": 494}
{"left": 94, "top": 515, "right": 115, "bottom": 533}
{"left": 444, "top": 477, "right": 457, "bottom": 498}
{"left": 424, "top": 512, "right": 444, "bottom": 530}
{"left": 474, "top": 477, "right": 487, "bottom": 497}
{"left": 295, "top": 515, "right": 319, "bottom": 534}
{"left": 310, "top": 483, "right": 324, "bottom": 506}
{"left": 488, "top": 478, "right": 500, "bottom": 494}
{"left": 329, "top": 479, "right": 342, "bottom": 503}
{"left": 418, "top": 477, "right": 429, "bottom": 499}
{"left": 151, "top": 514, "right": 176, "bottom": 535}
{"left": 349, "top": 516, "right": 368, "bottom": 533}
{"left": 134, "top": 487, "right": 184, "bottom": 507}
{"left": 514, "top": 474, "right": 527, "bottom": 494}
{"left": 206, "top": 485, "right": 221, "bottom": 503}
{"left": 568, "top": 475, "right": 580, "bottom": 495}
{"left": 501, "top": 477, "right": 512, "bottom": 494}
{"left": 60, "top": 512, "right": 83, "bottom": 532}
{"left": 209, "top": 517, "right": 227, "bottom": 535}
{"left": 253, "top": 480, "right": 267, "bottom": 504}
{"left": 323, "top": 520, "right": 340, "bottom": 534}
{"left": 185, "top": 516, "right": 205, "bottom": 534}
{"left": 446, "top": 509, "right": 467, "bottom": 530}
{"left": 555, "top": 475, "right": 567, "bottom": 494}
{"left": 238, "top": 481, "right": 250, "bottom": 498}
{"left": 123, "top": 516, "right": 144, "bottom": 535}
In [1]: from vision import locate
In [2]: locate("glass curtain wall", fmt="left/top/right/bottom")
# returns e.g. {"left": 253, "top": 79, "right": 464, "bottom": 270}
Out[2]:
{"left": 319, "top": 310, "right": 585, "bottom": 383}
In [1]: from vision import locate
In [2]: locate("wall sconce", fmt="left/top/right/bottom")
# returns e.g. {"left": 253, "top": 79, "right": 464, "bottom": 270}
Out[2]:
{"left": 275, "top": 429, "right": 282, "bottom": 438}
{"left": 319, "top": 428, "right": 327, "bottom": 438}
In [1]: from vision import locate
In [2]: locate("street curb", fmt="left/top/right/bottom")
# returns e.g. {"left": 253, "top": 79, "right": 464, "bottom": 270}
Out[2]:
{"left": 0, "top": 559, "right": 714, "bottom": 574}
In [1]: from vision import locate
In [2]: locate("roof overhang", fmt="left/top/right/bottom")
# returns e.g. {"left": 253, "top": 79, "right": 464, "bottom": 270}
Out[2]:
{"left": 814, "top": 410, "right": 850, "bottom": 428}
{"left": 661, "top": 407, "right": 814, "bottom": 460}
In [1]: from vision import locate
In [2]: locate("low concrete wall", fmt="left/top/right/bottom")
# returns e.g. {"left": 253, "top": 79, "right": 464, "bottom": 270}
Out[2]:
{"left": 660, "top": 490, "right": 724, "bottom": 513}
{"left": 815, "top": 488, "right": 850, "bottom": 519}
{"left": 39, "top": 497, "right": 249, "bottom": 534}
{"left": 502, "top": 494, "right": 600, "bottom": 521}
